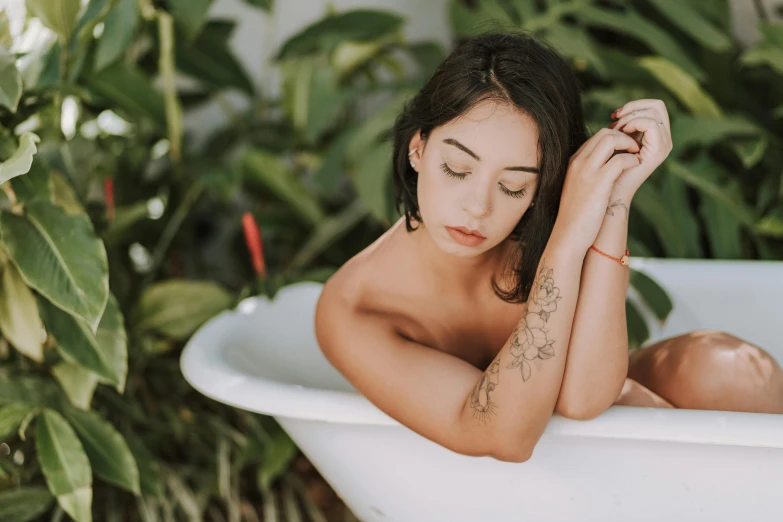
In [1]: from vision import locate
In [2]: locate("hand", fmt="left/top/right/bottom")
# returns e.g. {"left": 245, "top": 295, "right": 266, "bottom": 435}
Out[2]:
{"left": 552, "top": 127, "right": 641, "bottom": 254}
{"left": 608, "top": 99, "right": 673, "bottom": 198}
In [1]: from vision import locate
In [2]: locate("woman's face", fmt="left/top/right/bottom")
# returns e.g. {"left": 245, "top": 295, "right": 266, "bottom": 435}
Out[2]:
{"left": 409, "top": 99, "right": 540, "bottom": 258}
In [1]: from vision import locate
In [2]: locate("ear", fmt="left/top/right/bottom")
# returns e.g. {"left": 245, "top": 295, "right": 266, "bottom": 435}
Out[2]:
{"left": 408, "top": 130, "right": 426, "bottom": 161}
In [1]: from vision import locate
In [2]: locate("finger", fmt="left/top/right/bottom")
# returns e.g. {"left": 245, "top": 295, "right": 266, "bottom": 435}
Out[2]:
{"left": 585, "top": 132, "right": 641, "bottom": 172}
{"left": 613, "top": 99, "right": 670, "bottom": 129}
{"left": 600, "top": 153, "right": 640, "bottom": 181}
{"left": 619, "top": 117, "right": 669, "bottom": 152}
{"left": 572, "top": 127, "right": 613, "bottom": 161}
{"left": 611, "top": 108, "right": 661, "bottom": 132}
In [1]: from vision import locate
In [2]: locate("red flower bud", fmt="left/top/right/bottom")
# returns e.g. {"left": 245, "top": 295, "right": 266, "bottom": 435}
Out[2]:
{"left": 242, "top": 212, "right": 266, "bottom": 277}
{"left": 104, "top": 177, "right": 115, "bottom": 221}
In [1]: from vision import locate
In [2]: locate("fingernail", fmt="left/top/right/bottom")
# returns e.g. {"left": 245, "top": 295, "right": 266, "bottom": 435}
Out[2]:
{"left": 609, "top": 121, "right": 617, "bottom": 129}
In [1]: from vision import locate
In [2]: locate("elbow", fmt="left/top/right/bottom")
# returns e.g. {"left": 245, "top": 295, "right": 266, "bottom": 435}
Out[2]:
{"left": 555, "top": 397, "right": 612, "bottom": 421}
{"left": 490, "top": 439, "right": 537, "bottom": 463}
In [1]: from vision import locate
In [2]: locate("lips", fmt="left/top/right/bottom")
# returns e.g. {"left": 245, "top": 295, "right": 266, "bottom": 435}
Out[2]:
{"left": 446, "top": 226, "right": 487, "bottom": 247}
{"left": 449, "top": 226, "right": 485, "bottom": 239}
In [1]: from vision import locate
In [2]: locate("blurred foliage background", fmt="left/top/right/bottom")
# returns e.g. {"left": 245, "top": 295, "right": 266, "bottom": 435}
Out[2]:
{"left": 0, "top": 0, "right": 782, "bottom": 520}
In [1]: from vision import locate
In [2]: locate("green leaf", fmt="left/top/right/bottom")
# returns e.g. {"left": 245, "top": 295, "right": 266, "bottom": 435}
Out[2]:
{"left": 52, "top": 362, "right": 100, "bottom": 410}
{"left": 575, "top": 5, "right": 704, "bottom": 81}
{"left": 257, "top": 425, "right": 297, "bottom": 491}
{"left": 0, "top": 259, "right": 46, "bottom": 362}
{"left": 38, "top": 293, "right": 125, "bottom": 388}
{"left": 289, "top": 199, "right": 369, "bottom": 270}
{"left": 353, "top": 141, "right": 392, "bottom": 223}
{"left": 176, "top": 21, "right": 254, "bottom": 95}
{"left": 625, "top": 299, "right": 649, "bottom": 350}
{"left": 0, "top": 47, "right": 22, "bottom": 112}
{"left": 638, "top": 56, "right": 721, "bottom": 116}
{"left": 543, "top": 23, "right": 607, "bottom": 77}
{"left": 759, "top": 21, "right": 783, "bottom": 48}
{"left": 35, "top": 409, "right": 93, "bottom": 522}
{"left": 93, "top": 0, "right": 138, "bottom": 71}
{"left": 731, "top": 134, "right": 767, "bottom": 169}
{"left": 62, "top": 407, "right": 140, "bottom": 495}
{"left": 123, "top": 430, "right": 163, "bottom": 498}
{"left": 0, "top": 200, "right": 109, "bottom": 330}
{"left": 629, "top": 269, "right": 673, "bottom": 323}
{"left": 167, "top": 0, "right": 212, "bottom": 42}
{"left": 740, "top": 42, "right": 783, "bottom": 74}
{"left": 241, "top": 149, "right": 325, "bottom": 226}
{"left": 670, "top": 115, "right": 759, "bottom": 151}
{"left": 645, "top": 0, "right": 731, "bottom": 52}
{"left": 346, "top": 89, "right": 412, "bottom": 162}
{"left": 0, "top": 376, "right": 62, "bottom": 408}
{"left": 134, "top": 279, "right": 233, "bottom": 340}
{"left": 0, "top": 487, "right": 55, "bottom": 522}
{"left": 0, "top": 10, "right": 12, "bottom": 48}
{"left": 83, "top": 63, "right": 166, "bottom": 128}
{"left": 242, "top": 0, "right": 273, "bottom": 12}
{"left": 0, "top": 403, "right": 35, "bottom": 439}
{"left": 26, "top": 0, "right": 82, "bottom": 41}
{"left": 276, "top": 9, "right": 405, "bottom": 60}
{"left": 631, "top": 183, "right": 689, "bottom": 257}
{"left": 0, "top": 132, "right": 41, "bottom": 185}
{"left": 667, "top": 159, "right": 757, "bottom": 228}
{"left": 449, "top": 0, "right": 515, "bottom": 37}
{"left": 700, "top": 184, "right": 743, "bottom": 258}
{"left": 660, "top": 173, "right": 702, "bottom": 258}
{"left": 756, "top": 208, "right": 783, "bottom": 238}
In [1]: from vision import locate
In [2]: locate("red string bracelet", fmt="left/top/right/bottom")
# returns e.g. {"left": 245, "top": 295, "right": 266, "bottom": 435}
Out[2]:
{"left": 590, "top": 244, "right": 630, "bottom": 266}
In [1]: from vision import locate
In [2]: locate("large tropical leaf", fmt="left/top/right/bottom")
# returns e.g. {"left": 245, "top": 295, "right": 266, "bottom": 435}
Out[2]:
{"left": 62, "top": 407, "right": 140, "bottom": 495}
{"left": 51, "top": 362, "right": 100, "bottom": 411}
{"left": 167, "top": 0, "right": 212, "bottom": 42}
{"left": 35, "top": 410, "right": 93, "bottom": 522}
{"left": 83, "top": 63, "right": 166, "bottom": 128}
{"left": 0, "top": 259, "right": 46, "bottom": 362}
{"left": 134, "top": 279, "right": 233, "bottom": 340}
{"left": 0, "top": 47, "right": 22, "bottom": 112}
{"left": 0, "top": 132, "right": 40, "bottom": 185}
{"left": 0, "top": 200, "right": 109, "bottom": 330}
{"left": 241, "top": 149, "right": 325, "bottom": 226}
{"left": 276, "top": 10, "right": 405, "bottom": 60}
{"left": 176, "top": 21, "right": 254, "bottom": 94}
{"left": 638, "top": 57, "right": 721, "bottom": 116}
{"left": 38, "top": 293, "right": 126, "bottom": 389}
{"left": 645, "top": 0, "right": 731, "bottom": 52}
{"left": 25, "top": 0, "right": 82, "bottom": 41}
{"left": 93, "top": 0, "right": 138, "bottom": 71}
{"left": 0, "top": 487, "right": 54, "bottom": 522}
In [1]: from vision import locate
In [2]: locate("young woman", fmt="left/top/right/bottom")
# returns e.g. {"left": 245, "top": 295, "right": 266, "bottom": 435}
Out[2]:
{"left": 314, "top": 31, "right": 783, "bottom": 462}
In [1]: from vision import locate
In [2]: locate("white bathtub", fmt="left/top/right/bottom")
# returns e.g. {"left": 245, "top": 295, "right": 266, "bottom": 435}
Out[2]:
{"left": 180, "top": 258, "right": 783, "bottom": 522}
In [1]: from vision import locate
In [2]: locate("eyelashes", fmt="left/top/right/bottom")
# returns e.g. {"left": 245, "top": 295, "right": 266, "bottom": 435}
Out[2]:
{"left": 439, "top": 163, "right": 528, "bottom": 199}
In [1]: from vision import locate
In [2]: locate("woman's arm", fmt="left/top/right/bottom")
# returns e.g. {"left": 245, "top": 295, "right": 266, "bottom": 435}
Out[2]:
{"left": 553, "top": 191, "right": 632, "bottom": 420}
{"left": 459, "top": 237, "right": 586, "bottom": 460}
{"left": 555, "top": 99, "right": 673, "bottom": 419}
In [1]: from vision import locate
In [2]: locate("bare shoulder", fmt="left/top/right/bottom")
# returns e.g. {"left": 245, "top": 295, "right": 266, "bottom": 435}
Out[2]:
{"left": 314, "top": 217, "right": 409, "bottom": 351}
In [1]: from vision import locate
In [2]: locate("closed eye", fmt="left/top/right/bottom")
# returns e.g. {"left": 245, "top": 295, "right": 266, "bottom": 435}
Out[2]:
{"left": 440, "top": 163, "right": 528, "bottom": 199}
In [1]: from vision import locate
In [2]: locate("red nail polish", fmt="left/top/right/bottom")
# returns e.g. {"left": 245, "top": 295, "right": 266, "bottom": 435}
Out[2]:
{"left": 609, "top": 121, "right": 617, "bottom": 129}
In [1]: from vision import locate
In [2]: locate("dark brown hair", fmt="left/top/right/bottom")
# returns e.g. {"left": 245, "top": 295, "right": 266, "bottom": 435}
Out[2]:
{"left": 391, "top": 30, "right": 588, "bottom": 303}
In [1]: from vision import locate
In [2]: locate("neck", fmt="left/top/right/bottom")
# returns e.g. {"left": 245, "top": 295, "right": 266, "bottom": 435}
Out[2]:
{"left": 407, "top": 219, "right": 505, "bottom": 296}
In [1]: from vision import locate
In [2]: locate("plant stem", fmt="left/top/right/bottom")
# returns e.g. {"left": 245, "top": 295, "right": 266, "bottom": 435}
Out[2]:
{"left": 142, "top": 182, "right": 205, "bottom": 286}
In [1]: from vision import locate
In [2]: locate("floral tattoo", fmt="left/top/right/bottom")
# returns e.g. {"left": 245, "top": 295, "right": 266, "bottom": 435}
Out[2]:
{"left": 506, "top": 262, "right": 560, "bottom": 382}
{"left": 468, "top": 260, "right": 562, "bottom": 423}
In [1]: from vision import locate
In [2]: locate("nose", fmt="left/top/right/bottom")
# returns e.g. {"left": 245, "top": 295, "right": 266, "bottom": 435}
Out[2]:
{"left": 462, "top": 185, "right": 492, "bottom": 219}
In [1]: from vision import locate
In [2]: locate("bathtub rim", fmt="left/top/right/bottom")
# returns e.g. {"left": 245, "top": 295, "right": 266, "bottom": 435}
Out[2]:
{"left": 180, "top": 257, "right": 783, "bottom": 450}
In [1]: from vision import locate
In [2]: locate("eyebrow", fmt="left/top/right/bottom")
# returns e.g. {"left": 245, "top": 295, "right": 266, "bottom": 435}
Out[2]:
{"left": 443, "top": 138, "right": 540, "bottom": 174}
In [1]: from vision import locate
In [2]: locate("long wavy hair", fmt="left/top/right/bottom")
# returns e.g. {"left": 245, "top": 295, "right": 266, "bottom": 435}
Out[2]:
{"left": 391, "top": 30, "right": 588, "bottom": 303}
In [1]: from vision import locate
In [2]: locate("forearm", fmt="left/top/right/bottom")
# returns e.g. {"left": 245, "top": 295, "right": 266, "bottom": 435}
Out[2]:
{"left": 555, "top": 193, "right": 632, "bottom": 418}
{"left": 459, "top": 235, "right": 585, "bottom": 461}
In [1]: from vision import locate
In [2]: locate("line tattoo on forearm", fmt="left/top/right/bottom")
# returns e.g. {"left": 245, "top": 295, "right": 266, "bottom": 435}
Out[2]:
{"left": 606, "top": 198, "right": 628, "bottom": 218}
{"left": 468, "top": 259, "right": 562, "bottom": 424}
